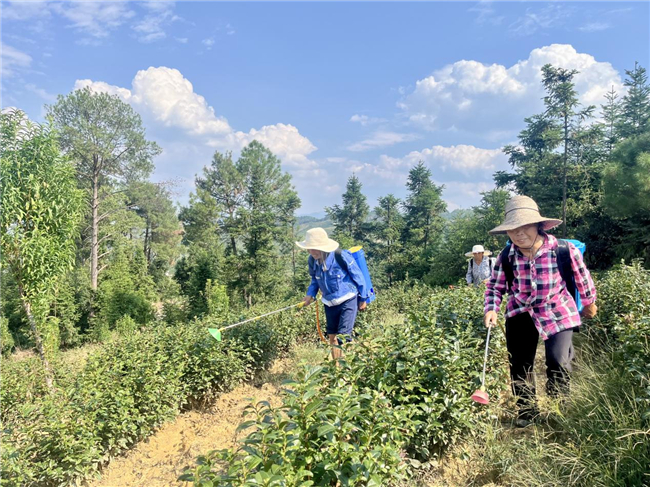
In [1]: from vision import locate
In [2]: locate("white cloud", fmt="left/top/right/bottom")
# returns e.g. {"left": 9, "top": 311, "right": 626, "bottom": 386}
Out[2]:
{"left": 400, "top": 44, "right": 623, "bottom": 140}
{"left": 508, "top": 5, "right": 573, "bottom": 37}
{"left": 175, "top": 37, "right": 189, "bottom": 44}
{"left": 52, "top": 2, "right": 136, "bottom": 39}
{"left": 132, "top": 1, "right": 180, "bottom": 43}
{"left": 0, "top": 43, "right": 32, "bottom": 78}
{"left": 202, "top": 37, "right": 215, "bottom": 49}
{"left": 73, "top": 66, "right": 318, "bottom": 172}
{"left": 347, "top": 131, "right": 420, "bottom": 152}
{"left": 349, "top": 114, "right": 387, "bottom": 126}
{"left": 1, "top": 1, "right": 50, "bottom": 21}
{"left": 579, "top": 22, "right": 611, "bottom": 33}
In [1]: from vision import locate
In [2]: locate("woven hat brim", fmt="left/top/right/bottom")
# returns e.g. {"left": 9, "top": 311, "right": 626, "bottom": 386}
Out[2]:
{"left": 465, "top": 250, "right": 493, "bottom": 257}
{"left": 295, "top": 239, "right": 339, "bottom": 252}
{"left": 489, "top": 217, "right": 562, "bottom": 235}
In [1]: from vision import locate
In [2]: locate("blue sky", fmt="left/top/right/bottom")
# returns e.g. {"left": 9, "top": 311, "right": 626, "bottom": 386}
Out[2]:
{"left": 2, "top": 1, "right": 649, "bottom": 215}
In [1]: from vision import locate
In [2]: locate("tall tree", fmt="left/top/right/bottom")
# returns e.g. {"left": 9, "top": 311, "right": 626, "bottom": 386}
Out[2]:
{"left": 193, "top": 141, "right": 300, "bottom": 306}
{"left": 371, "top": 194, "right": 403, "bottom": 286}
{"left": 602, "top": 133, "right": 650, "bottom": 263}
{"left": 403, "top": 161, "right": 446, "bottom": 252}
{"left": 618, "top": 62, "right": 650, "bottom": 139}
{"left": 0, "top": 110, "right": 83, "bottom": 387}
{"left": 326, "top": 174, "right": 370, "bottom": 241}
{"left": 47, "top": 87, "right": 160, "bottom": 292}
{"left": 541, "top": 64, "right": 596, "bottom": 237}
{"left": 601, "top": 86, "right": 622, "bottom": 156}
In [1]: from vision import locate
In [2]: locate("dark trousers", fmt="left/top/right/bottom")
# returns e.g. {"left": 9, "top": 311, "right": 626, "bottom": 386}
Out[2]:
{"left": 505, "top": 312, "right": 574, "bottom": 415}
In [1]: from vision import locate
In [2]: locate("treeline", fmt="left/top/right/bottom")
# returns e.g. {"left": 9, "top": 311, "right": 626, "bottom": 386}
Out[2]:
{"left": 2, "top": 61, "right": 649, "bottom": 374}
{"left": 327, "top": 62, "right": 650, "bottom": 287}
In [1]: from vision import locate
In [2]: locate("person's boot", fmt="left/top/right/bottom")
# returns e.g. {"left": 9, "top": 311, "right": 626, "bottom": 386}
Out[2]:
{"left": 515, "top": 405, "right": 540, "bottom": 428}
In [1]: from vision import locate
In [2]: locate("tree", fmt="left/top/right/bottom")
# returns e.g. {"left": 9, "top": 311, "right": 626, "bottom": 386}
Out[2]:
{"left": 618, "top": 62, "right": 650, "bottom": 139}
{"left": 47, "top": 87, "right": 161, "bottom": 293}
{"left": 601, "top": 86, "right": 622, "bottom": 156}
{"left": 193, "top": 141, "right": 300, "bottom": 306}
{"left": 401, "top": 162, "right": 446, "bottom": 279}
{"left": 370, "top": 194, "right": 404, "bottom": 286}
{"left": 0, "top": 110, "right": 83, "bottom": 387}
{"left": 403, "top": 162, "right": 446, "bottom": 252}
{"left": 127, "top": 181, "right": 182, "bottom": 269}
{"left": 326, "top": 174, "right": 370, "bottom": 242}
{"left": 602, "top": 133, "right": 650, "bottom": 263}
{"left": 541, "top": 64, "right": 596, "bottom": 237}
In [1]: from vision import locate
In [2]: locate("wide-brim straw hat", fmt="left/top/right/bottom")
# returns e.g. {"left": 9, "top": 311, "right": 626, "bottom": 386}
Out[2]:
{"left": 465, "top": 245, "right": 493, "bottom": 258}
{"left": 489, "top": 195, "right": 562, "bottom": 235}
{"left": 295, "top": 227, "right": 339, "bottom": 252}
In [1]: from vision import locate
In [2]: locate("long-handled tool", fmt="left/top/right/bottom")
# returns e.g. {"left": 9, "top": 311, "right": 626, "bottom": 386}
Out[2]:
{"left": 208, "top": 302, "right": 304, "bottom": 342}
{"left": 471, "top": 325, "right": 492, "bottom": 405}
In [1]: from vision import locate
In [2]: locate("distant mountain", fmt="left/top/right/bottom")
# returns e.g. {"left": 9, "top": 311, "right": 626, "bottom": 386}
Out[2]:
{"left": 295, "top": 215, "right": 334, "bottom": 238}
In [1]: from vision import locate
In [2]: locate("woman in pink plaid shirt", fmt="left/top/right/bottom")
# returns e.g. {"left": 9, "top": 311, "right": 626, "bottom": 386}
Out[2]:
{"left": 484, "top": 195, "right": 598, "bottom": 427}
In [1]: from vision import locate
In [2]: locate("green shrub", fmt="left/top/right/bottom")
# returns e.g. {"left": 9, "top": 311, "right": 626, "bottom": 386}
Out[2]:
{"left": 181, "top": 363, "right": 417, "bottom": 486}
{"left": 1, "top": 297, "right": 317, "bottom": 486}
{"left": 1, "top": 317, "right": 14, "bottom": 356}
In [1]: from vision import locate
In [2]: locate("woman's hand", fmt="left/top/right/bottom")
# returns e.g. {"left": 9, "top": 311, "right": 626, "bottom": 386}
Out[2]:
{"left": 484, "top": 310, "right": 498, "bottom": 328}
{"left": 358, "top": 301, "right": 367, "bottom": 311}
{"left": 580, "top": 303, "right": 597, "bottom": 319}
{"left": 303, "top": 296, "right": 314, "bottom": 307}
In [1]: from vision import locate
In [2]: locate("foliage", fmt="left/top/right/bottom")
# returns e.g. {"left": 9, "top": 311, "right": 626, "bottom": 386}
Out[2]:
{"left": 183, "top": 285, "right": 509, "bottom": 485}
{"left": 1, "top": 298, "right": 317, "bottom": 486}
{"left": 326, "top": 174, "right": 370, "bottom": 242}
{"left": 191, "top": 142, "right": 300, "bottom": 306}
{"left": 0, "top": 109, "right": 84, "bottom": 385}
{"left": 602, "top": 134, "right": 650, "bottom": 263}
{"left": 1, "top": 317, "right": 14, "bottom": 356}
{"left": 47, "top": 87, "right": 160, "bottom": 291}
{"left": 183, "top": 364, "right": 415, "bottom": 487}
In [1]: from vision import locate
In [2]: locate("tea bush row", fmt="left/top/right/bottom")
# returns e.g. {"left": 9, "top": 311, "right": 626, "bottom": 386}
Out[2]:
{"left": 1, "top": 300, "right": 317, "bottom": 486}
{"left": 182, "top": 286, "right": 510, "bottom": 485}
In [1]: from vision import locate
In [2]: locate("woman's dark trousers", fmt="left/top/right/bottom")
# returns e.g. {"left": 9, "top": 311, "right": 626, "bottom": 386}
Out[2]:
{"left": 505, "top": 312, "right": 574, "bottom": 419}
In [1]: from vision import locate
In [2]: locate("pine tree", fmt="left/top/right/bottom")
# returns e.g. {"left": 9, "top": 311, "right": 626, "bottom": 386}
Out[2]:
{"left": 601, "top": 86, "right": 621, "bottom": 156}
{"left": 618, "top": 62, "right": 650, "bottom": 139}
{"left": 326, "top": 174, "right": 369, "bottom": 241}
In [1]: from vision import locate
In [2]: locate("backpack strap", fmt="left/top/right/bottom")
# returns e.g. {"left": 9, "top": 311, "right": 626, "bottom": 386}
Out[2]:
{"left": 469, "top": 259, "right": 473, "bottom": 271}
{"left": 333, "top": 248, "right": 349, "bottom": 273}
{"left": 500, "top": 243, "right": 514, "bottom": 291}
{"left": 556, "top": 240, "right": 576, "bottom": 300}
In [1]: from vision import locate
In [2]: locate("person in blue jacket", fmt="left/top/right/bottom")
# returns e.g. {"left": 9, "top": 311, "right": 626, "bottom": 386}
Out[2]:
{"left": 296, "top": 227, "right": 369, "bottom": 360}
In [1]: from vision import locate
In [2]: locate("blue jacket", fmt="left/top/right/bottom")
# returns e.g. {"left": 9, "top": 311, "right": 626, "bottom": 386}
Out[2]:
{"left": 307, "top": 250, "right": 368, "bottom": 305}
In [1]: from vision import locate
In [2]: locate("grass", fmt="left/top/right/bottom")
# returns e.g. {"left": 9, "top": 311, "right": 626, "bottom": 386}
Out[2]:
{"left": 420, "top": 343, "right": 650, "bottom": 487}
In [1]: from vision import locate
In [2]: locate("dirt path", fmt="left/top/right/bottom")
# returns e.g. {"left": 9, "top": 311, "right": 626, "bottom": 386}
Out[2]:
{"left": 90, "top": 345, "right": 325, "bottom": 487}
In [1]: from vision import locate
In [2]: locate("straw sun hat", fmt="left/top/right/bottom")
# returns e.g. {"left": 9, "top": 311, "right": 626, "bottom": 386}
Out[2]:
{"left": 465, "top": 245, "right": 492, "bottom": 258}
{"left": 295, "top": 227, "right": 339, "bottom": 252}
{"left": 489, "top": 195, "right": 562, "bottom": 235}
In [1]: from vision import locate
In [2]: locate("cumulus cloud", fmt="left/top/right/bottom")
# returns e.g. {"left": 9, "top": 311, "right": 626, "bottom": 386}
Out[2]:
{"left": 73, "top": 66, "right": 318, "bottom": 173}
{"left": 347, "top": 131, "right": 420, "bottom": 152}
{"left": 0, "top": 43, "right": 32, "bottom": 78}
{"left": 400, "top": 44, "right": 623, "bottom": 141}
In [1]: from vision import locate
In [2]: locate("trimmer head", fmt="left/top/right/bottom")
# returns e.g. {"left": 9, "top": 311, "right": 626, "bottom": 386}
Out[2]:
{"left": 471, "top": 387, "right": 489, "bottom": 405}
{"left": 208, "top": 328, "right": 222, "bottom": 341}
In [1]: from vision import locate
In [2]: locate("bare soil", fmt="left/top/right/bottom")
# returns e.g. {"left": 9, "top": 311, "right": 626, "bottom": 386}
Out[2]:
{"left": 88, "top": 344, "right": 326, "bottom": 487}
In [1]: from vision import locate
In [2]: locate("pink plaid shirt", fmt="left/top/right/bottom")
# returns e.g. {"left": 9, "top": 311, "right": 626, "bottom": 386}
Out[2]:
{"left": 484, "top": 233, "right": 596, "bottom": 340}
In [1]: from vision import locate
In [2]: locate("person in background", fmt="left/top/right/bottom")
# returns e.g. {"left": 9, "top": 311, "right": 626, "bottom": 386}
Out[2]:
{"left": 465, "top": 245, "right": 495, "bottom": 287}
{"left": 296, "top": 228, "right": 369, "bottom": 360}
{"left": 484, "top": 195, "right": 597, "bottom": 427}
